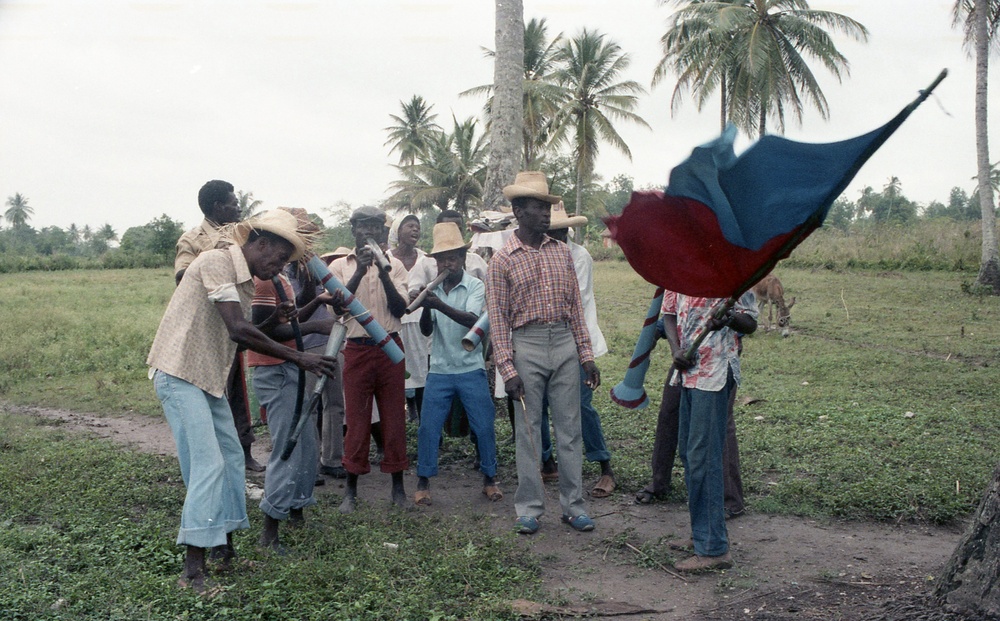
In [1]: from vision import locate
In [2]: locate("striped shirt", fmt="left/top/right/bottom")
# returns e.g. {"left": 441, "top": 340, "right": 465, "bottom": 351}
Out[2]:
{"left": 486, "top": 233, "right": 593, "bottom": 381}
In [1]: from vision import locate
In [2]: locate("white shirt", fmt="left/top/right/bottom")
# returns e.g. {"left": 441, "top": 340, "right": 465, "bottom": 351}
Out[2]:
{"left": 569, "top": 241, "right": 608, "bottom": 358}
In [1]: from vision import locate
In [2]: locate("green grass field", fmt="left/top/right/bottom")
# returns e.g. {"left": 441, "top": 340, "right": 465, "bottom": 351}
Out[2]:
{"left": 1, "top": 262, "right": 998, "bottom": 618}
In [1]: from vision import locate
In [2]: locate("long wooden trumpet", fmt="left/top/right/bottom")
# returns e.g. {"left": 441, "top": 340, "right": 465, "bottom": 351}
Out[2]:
{"left": 365, "top": 238, "right": 392, "bottom": 272}
{"left": 404, "top": 269, "right": 449, "bottom": 314}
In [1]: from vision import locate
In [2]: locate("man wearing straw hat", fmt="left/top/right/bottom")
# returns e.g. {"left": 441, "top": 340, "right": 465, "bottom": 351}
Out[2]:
{"left": 148, "top": 209, "right": 338, "bottom": 592}
{"left": 487, "top": 171, "right": 601, "bottom": 535}
{"left": 328, "top": 205, "right": 410, "bottom": 513}
{"left": 174, "top": 179, "right": 265, "bottom": 473}
{"left": 411, "top": 222, "right": 501, "bottom": 507}
{"left": 539, "top": 202, "right": 618, "bottom": 499}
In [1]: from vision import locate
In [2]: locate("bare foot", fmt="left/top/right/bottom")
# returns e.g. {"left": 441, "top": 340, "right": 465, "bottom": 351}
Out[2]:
{"left": 339, "top": 495, "right": 357, "bottom": 514}
{"left": 391, "top": 487, "right": 407, "bottom": 509}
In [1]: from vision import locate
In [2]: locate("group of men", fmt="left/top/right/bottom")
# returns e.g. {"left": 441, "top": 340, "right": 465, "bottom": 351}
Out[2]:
{"left": 147, "top": 171, "right": 756, "bottom": 591}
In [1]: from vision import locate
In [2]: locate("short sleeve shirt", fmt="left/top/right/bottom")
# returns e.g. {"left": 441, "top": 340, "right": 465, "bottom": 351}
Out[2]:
{"left": 174, "top": 219, "right": 233, "bottom": 279}
{"left": 663, "top": 290, "right": 758, "bottom": 392}
{"left": 147, "top": 244, "right": 254, "bottom": 397}
{"left": 428, "top": 273, "right": 487, "bottom": 375}
{"left": 328, "top": 250, "right": 409, "bottom": 339}
{"left": 247, "top": 276, "right": 297, "bottom": 367}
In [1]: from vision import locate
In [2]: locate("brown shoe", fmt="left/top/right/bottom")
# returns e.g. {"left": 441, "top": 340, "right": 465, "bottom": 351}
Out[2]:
{"left": 674, "top": 552, "right": 733, "bottom": 572}
{"left": 667, "top": 538, "right": 694, "bottom": 550}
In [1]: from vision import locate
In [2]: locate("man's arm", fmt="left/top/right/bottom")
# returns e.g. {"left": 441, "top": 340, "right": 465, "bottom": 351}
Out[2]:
{"left": 380, "top": 266, "right": 408, "bottom": 318}
{"left": 216, "top": 301, "right": 337, "bottom": 377}
{"left": 421, "top": 291, "right": 479, "bottom": 330}
{"left": 486, "top": 255, "right": 522, "bottom": 398}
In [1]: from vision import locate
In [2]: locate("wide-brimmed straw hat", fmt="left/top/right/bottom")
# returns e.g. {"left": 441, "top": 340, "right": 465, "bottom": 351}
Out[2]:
{"left": 428, "top": 222, "right": 471, "bottom": 256}
{"left": 548, "top": 201, "right": 588, "bottom": 229}
{"left": 278, "top": 206, "right": 323, "bottom": 236}
{"left": 232, "top": 209, "right": 309, "bottom": 261}
{"left": 320, "top": 246, "right": 352, "bottom": 261}
{"left": 502, "top": 171, "right": 561, "bottom": 205}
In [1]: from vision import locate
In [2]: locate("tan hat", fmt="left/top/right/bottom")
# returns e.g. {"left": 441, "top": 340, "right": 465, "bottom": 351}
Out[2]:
{"left": 428, "top": 222, "right": 471, "bottom": 256}
{"left": 548, "top": 201, "right": 588, "bottom": 229}
{"left": 502, "top": 171, "right": 561, "bottom": 205}
{"left": 232, "top": 209, "right": 309, "bottom": 261}
{"left": 278, "top": 206, "right": 323, "bottom": 236}
{"left": 320, "top": 246, "right": 352, "bottom": 261}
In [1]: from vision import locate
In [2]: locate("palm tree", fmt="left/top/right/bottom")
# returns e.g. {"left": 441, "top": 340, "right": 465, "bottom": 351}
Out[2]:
{"left": 237, "top": 191, "right": 263, "bottom": 219}
{"left": 547, "top": 29, "right": 650, "bottom": 213}
{"left": 383, "top": 95, "right": 442, "bottom": 167}
{"left": 463, "top": 18, "right": 567, "bottom": 169}
{"left": 387, "top": 116, "right": 488, "bottom": 219}
{"left": 653, "top": 0, "right": 868, "bottom": 138}
{"left": 481, "top": 0, "right": 525, "bottom": 212}
{"left": 4, "top": 193, "right": 33, "bottom": 228}
{"left": 953, "top": 0, "right": 1000, "bottom": 292}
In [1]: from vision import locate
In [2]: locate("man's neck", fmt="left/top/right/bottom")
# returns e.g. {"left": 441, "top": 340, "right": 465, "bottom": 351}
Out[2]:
{"left": 515, "top": 227, "right": 545, "bottom": 249}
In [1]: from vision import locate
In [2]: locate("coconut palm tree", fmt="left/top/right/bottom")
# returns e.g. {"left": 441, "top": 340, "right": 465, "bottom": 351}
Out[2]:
{"left": 953, "top": 0, "right": 1000, "bottom": 292}
{"left": 387, "top": 116, "right": 488, "bottom": 219}
{"left": 383, "top": 95, "right": 442, "bottom": 167}
{"left": 4, "top": 193, "right": 33, "bottom": 228}
{"left": 653, "top": 0, "right": 868, "bottom": 138}
{"left": 237, "top": 191, "right": 263, "bottom": 219}
{"left": 547, "top": 29, "right": 650, "bottom": 213}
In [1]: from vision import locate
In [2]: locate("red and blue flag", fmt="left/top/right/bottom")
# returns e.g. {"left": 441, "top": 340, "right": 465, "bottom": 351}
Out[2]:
{"left": 606, "top": 72, "right": 945, "bottom": 298}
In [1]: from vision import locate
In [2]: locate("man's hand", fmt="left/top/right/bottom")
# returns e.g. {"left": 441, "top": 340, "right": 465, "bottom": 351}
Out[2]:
{"left": 354, "top": 246, "right": 374, "bottom": 274}
{"left": 421, "top": 290, "right": 442, "bottom": 310}
{"left": 325, "top": 289, "right": 347, "bottom": 314}
{"left": 706, "top": 309, "right": 734, "bottom": 332}
{"left": 672, "top": 349, "right": 695, "bottom": 371}
{"left": 277, "top": 300, "right": 297, "bottom": 321}
{"left": 295, "top": 352, "right": 339, "bottom": 379}
{"left": 505, "top": 375, "right": 525, "bottom": 401}
{"left": 582, "top": 361, "right": 600, "bottom": 389}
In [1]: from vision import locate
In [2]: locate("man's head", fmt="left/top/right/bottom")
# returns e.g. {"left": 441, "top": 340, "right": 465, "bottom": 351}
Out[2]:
{"left": 349, "top": 205, "right": 387, "bottom": 248}
{"left": 503, "top": 171, "right": 560, "bottom": 235}
{"left": 198, "top": 180, "right": 241, "bottom": 225}
{"left": 234, "top": 210, "right": 308, "bottom": 281}
{"left": 395, "top": 214, "right": 421, "bottom": 248}
{"left": 428, "top": 222, "right": 469, "bottom": 281}
{"left": 547, "top": 201, "right": 588, "bottom": 244}
{"left": 437, "top": 209, "right": 465, "bottom": 234}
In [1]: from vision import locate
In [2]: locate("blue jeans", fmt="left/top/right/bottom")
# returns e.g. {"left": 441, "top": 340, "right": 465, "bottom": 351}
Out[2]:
{"left": 417, "top": 370, "right": 497, "bottom": 478}
{"left": 253, "top": 363, "right": 318, "bottom": 520}
{"left": 154, "top": 370, "right": 249, "bottom": 548}
{"left": 678, "top": 372, "right": 734, "bottom": 557}
{"left": 541, "top": 364, "right": 611, "bottom": 463}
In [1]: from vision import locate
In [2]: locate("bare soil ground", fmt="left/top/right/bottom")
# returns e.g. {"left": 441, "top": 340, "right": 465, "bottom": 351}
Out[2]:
{"left": 6, "top": 403, "right": 966, "bottom": 620}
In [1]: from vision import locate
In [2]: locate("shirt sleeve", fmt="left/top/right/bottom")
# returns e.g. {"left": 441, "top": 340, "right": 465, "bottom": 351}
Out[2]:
{"left": 735, "top": 290, "right": 759, "bottom": 319}
{"left": 486, "top": 253, "right": 516, "bottom": 381}
{"left": 174, "top": 231, "right": 199, "bottom": 277}
{"left": 465, "top": 278, "right": 486, "bottom": 317}
{"left": 661, "top": 290, "right": 678, "bottom": 315}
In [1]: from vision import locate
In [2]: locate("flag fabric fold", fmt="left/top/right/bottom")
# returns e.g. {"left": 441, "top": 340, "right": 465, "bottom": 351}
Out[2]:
{"left": 605, "top": 72, "right": 944, "bottom": 298}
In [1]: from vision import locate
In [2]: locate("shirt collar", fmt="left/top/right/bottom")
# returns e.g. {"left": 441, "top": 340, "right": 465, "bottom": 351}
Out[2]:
{"left": 230, "top": 244, "right": 253, "bottom": 285}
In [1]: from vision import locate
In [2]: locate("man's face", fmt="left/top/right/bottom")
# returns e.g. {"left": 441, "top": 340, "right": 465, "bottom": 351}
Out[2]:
{"left": 514, "top": 198, "right": 552, "bottom": 234}
{"left": 249, "top": 236, "right": 294, "bottom": 281}
{"left": 434, "top": 249, "right": 465, "bottom": 278}
{"left": 352, "top": 218, "right": 384, "bottom": 247}
{"left": 213, "top": 192, "right": 241, "bottom": 225}
{"left": 398, "top": 219, "right": 421, "bottom": 246}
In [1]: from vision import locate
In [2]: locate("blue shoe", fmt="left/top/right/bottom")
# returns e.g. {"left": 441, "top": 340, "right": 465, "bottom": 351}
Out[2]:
{"left": 562, "top": 514, "right": 595, "bottom": 532}
{"left": 514, "top": 516, "right": 539, "bottom": 535}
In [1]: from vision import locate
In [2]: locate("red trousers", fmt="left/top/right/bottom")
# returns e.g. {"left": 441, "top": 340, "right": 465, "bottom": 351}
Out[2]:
{"left": 341, "top": 338, "right": 408, "bottom": 475}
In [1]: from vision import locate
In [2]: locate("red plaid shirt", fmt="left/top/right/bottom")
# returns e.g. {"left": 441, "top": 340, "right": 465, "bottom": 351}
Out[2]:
{"left": 487, "top": 233, "right": 594, "bottom": 381}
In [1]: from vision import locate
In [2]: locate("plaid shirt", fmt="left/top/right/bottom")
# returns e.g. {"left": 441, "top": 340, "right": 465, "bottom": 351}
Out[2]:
{"left": 663, "top": 290, "right": 758, "bottom": 392}
{"left": 487, "top": 233, "right": 593, "bottom": 381}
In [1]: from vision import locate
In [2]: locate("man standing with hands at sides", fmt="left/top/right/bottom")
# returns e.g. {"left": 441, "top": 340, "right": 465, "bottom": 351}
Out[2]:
{"left": 148, "top": 209, "right": 338, "bottom": 592}
{"left": 174, "top": 179, "right": 265, "bottom": 473}
{"left": 412, "top": 222, "right": 501, "bottom": 507}
{"left": 662, "top": 289, "right": 757, "bottom": 572}
{"left": 487, "top": 171, "right": 600, "bottom": 535}
{"left": 328, "top": 206, "right": 410, "bottom": 513}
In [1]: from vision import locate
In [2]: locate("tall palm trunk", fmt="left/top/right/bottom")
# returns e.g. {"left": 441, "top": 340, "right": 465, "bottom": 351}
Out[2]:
{"left": 482, "top": 0, "right": 525, "bottom": 212}
{"left": 973, "top": 0, "right": 1000, "bottom": 292}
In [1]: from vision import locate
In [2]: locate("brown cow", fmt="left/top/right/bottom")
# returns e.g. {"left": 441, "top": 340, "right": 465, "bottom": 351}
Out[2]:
{"left": 751, "top": 274, "right": 795, "bottom": 335}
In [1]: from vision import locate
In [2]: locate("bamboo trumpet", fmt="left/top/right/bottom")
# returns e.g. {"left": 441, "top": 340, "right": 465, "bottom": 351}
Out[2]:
{"left": 404, "top": 270, "right": 449, "bottom": 314}
{"left": 366, "top": 238, "right": 392, "bottom": 272}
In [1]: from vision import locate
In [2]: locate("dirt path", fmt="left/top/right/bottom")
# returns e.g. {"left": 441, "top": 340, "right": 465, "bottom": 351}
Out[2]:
{"left": 5, "top": 403, "right": 965, "bottom": 620}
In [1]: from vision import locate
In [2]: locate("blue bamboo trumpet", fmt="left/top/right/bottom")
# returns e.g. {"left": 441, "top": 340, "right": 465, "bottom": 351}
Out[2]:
{"left": 461, "top": 312, "right": 489, "bottom": 352}
{"left": 305, "top": 255, "right": 405, "bottom": 364}
{"left": 609, "top": 288, "right": 665, "bottom": 410}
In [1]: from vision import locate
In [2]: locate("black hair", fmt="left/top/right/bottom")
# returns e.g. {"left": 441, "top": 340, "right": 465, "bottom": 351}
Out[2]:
{"left": 436, "top": 209, "right": 464, "bottom": 224}
{"left": 198, "top": 180, "right": 235, "bottom": 215}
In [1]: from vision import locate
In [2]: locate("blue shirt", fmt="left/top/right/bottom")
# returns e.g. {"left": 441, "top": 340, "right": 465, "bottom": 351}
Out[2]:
{"left": 428, "top": 272, "right": 486, "bottom": 375}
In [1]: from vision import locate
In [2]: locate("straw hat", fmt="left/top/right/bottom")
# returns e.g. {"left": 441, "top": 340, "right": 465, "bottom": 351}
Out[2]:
{"left": 320, "top": 246, "right": 352, "bottom": 261}
{"left": 548, "top": 201, "right": 588, "bottom": 229}
{"left": 428, "top": 222, "right": 471, "bottom": 256}
{"left": 502, "top": 171, "right": 561, "bottom": 205}
{"left": 278, "top": 206, "right": 323, "bottom": 236}
{"left": 232, "top": 209, "right": 309, "bottom": 261}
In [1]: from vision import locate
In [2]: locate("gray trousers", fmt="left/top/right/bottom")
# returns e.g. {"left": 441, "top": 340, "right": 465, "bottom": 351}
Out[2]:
{"left": 253, "top": 363, "right": 318, "bottom": 520}
{"left": 512, "top": 323, "right": 587, "bottom": 520}
{"left": 303, "top": 345, "right": 345, "bottom": 469}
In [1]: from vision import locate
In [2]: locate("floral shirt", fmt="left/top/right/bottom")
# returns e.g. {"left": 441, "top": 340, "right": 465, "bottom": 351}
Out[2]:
{"left": 663, "top": 290, "right": 757, "bottom": 392}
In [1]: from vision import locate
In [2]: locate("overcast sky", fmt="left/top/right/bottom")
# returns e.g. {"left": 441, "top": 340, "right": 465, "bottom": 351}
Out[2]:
{"left": 0, "top": 0, "right": 995, "bottom": 233}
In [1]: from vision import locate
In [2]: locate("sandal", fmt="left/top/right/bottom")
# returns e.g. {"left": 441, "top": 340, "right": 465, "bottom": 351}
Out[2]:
{"left": 590, "top": 474, "right": 616, "bottom": 498}
{"left": 414, "top": 489, "right": 432, "bottom": 506}
{"left": 482, "top": 484, "right": 503, "bottom": 502}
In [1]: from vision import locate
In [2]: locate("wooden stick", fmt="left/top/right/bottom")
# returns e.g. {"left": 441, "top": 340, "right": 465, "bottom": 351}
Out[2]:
{"left": 624, "top": 542, "right": 687, "bottom": 582}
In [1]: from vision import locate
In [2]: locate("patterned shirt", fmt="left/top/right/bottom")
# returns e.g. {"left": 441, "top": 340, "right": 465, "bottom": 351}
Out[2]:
{"left": 147, "top": 244, "right": 254, "bottom": 397}
{"left": 247, "top": 276, "right": 297, "bottom": 367}
{"left": 174, "top": 218, "right": 233, "bottom": 279}
{"left": 487, "top": 233, "right": 593, "bottom": 381}
{"left": 328, "top": 250, "right": 409, "bottom": 339}
{"left": 663, "top": 290, "right": 758, "bottom": 392}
